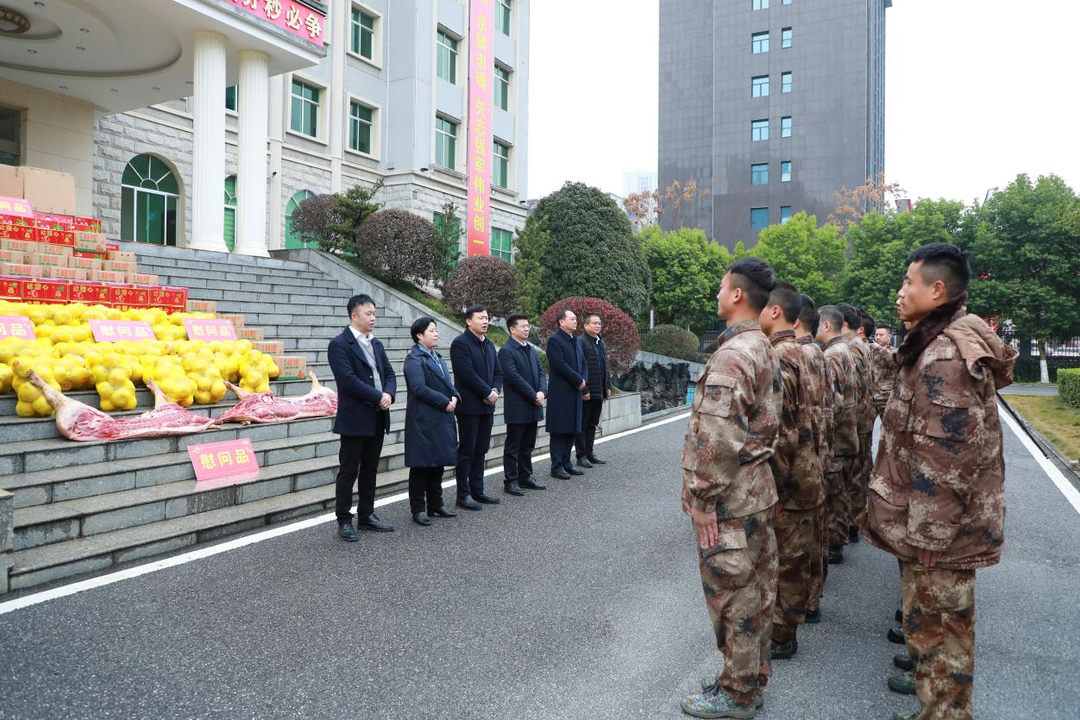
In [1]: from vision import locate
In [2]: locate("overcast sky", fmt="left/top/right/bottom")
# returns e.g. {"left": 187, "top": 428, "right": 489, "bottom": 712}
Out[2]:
{"left": 526, "top": 0, "right": 1080, "bottom": 206}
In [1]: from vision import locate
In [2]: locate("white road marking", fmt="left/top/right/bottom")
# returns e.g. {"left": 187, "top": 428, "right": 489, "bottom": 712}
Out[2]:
{"left": 998, "top": 401, "right": 1080, "bottom": 515}
{"left": 0, "top": 412, "right": 692, "bottom": 616}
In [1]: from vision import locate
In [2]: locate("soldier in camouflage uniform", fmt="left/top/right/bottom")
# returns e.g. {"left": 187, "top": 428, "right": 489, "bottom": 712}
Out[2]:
{"left": 760, "top": 282, "right": 825, "bottom": 659}
{"left": 870, "top": 324, "right": 899, "bottom": 419}
{"left": 679, "top": 258, "right": 782, "bottom": 720}
{"left": 838, "top": 303, "right": 875, "bottom": 543}
{"left": 795, "top": 294, "right": 831, "bottom": 623}
{"left": 815, "top": 305, "right": 859, "bottom": 564}
{"left": 860, "top": 244, "right": 1015, "bottom": 720}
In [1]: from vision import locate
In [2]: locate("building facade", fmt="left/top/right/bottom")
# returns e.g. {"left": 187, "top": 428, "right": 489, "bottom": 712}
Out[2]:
{"left": 658, "top": 0, "right": 889, "bottom": 249}
{"left": 1, "top": 0, "right": 530, "bottom": 260}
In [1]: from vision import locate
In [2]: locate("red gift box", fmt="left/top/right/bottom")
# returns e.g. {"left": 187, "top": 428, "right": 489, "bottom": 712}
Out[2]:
{"left": 0, "top": 222, "right": 37, "bottom": 242}
{"left": 39, "top": 227, "right": 75, "bottom": 248}
{"left": 109, "top": 283, "right": 149, "bottom": 309}
{"left": 149, "top": 285, "right": 187, "bottom": 309}
{"left": 69, "top": 281, "right": 111, "bottom": 305}
{"left": 0, "top": 276, "right": 23, "bottom": 300}
{"left": 22, "top": 279, "right": 70, "bottom": 303}
{"left": 72, "top": 216, "right": 102, "bottom": 232}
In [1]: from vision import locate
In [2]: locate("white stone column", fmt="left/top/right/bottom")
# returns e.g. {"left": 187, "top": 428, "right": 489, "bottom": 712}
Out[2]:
{"left": 234, "top": 49, "right": 271, "bottom": 257}
{"left": 267, "top": 75, "right": 285, "bottom": 251}
{"left": 189, "top": 31, "right": 229, "bottom": 252}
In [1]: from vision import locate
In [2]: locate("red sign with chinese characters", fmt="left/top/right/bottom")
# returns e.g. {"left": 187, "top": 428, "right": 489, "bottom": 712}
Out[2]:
{"left": 0, "top": 315, "right": 37, "bottom": 340}
{"left": 88, "top": 319, "right": 156, "bottom": 342}
{"left": 0, "top": 277, "right": 22, "bottom": 300}
{"left": 0, "top": 223, "right": 36, "bottom": 242}
{"left": 183, "top": 318, "right": 239, "bottom": 341}
{"left": 466, "top": 0, "right": 494, "bottom": 257}
{"left": 109, "top": 284, "right": 150, "bottom": 309}
{"left": 149, "top": 286, "right": 188, "bottom": 311}
{"left": 228, "top": 0, "right": 324, "bottom": 47}
{"left": 69, "top": 281, "right": 111, "bottom": 305}
{"left": 22, "top": 279, "right": 69, "bottom": 304}
{"left": 188, "top": 438, "right": 260, "bottom": 486}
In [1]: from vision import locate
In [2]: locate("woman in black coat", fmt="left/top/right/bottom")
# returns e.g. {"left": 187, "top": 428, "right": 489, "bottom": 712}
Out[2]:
{"left": 403, "top": 317, "right": 460, "bottom": 526}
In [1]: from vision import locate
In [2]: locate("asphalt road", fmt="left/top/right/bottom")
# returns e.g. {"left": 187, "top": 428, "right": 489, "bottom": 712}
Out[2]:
{"left": 0, "top": 416, "right": 1077, "bottom": 719}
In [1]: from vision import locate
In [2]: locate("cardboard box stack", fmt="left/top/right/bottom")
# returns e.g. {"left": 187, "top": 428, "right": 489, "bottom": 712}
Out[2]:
{"left": 0, "top": 167, "right": 189, "bottom": 312}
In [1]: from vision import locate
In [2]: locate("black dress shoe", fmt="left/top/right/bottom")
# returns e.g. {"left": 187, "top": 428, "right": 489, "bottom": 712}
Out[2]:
{"left": 520, "top": 477, "right": 547, "bottom": 490}
{"left": 550, "top": 470, "right": 571, "bottom": 480}
{"left": 887, "top": 625, "right": 906, "bottom": 644}
{"left": 456, "top": 495, "right": 482, "bottom": 511}
{"left": 587, "top": 455, "right": 607, "bottom": 465}
{"left": 358, "top": 514, "right": 394, "bottom": 532}
{"left": 412, "top": 512, "right": 431, "bottom": 526}
{"left": 504, "top": 482, "right": 525, "bottom": 496}
{"left": 338, "top": 523, "right": 359, "bottom": 542}
{"left": 430, "top": 506, "right": 457, "bottom": 518}
{"left": 475, "top": 492, "right": 501, "bottom": 504}
{"left": 566, "top": 467, "right": 585, "bottom": 476}
{"left": 576, "top": 456, "right": 594, "bottom": 468}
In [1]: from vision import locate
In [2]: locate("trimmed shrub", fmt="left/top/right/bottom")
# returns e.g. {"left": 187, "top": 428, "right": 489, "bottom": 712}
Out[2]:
{"left": 354, "top": 209, "right": 436, "bottom": 285}
{"left": 643, "top": 325, "right": 700, "bottom": 361}
{"left": 1060, "top": 368, "right": 1080, "bottom": 410}
{"left": 443, "top": 256, "right": 518, "bottom": 318}
{"left": 538, "top": 296, "right": 640, "bottom": 373}
{"left": 289, "top": 194, "right": 345, "bottom": 252}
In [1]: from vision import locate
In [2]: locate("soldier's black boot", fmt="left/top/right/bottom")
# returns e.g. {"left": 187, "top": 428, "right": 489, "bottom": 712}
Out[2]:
{"left": 848, "top": 526, "right": 860, "bottom": 543}
{"left": 804, "top": 607, "right": 822, "bottom": 624}
{"left": 887, "top": 625, "right": 905, "bottom": 644}
{"left": 887, "top": 669, "right": 916, "bottom": 695}
{"left": 828, "top": 547, "right": 844, "bottom": 564}
{"left": 769, "top": 638, "right": 798, "bottom": 660}
{"left": 893, "top": 646, "right": 915, "bottom": 671}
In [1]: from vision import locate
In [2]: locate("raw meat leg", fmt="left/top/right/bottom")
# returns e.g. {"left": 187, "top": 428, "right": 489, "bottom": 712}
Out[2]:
{"left": 217, "top": 372, "right": 337, "bottom": 424}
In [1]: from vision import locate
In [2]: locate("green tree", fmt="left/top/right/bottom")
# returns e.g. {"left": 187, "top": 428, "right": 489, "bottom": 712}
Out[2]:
{"left": 531, "top": 182, "right": 652, "bottom": 318}
{"left": 754, "top": 212, "right": 846, "bottom": 306}
{"left": 640, "top": 225, "right": 732, "bottom": 332}
{"left": 512, "top": 213, "right": 550, "bottom": 318}
{"left": 962, "top": 174, "right": 1080, "bottom": 380}
{"left": 327, "top": 178, "right": 384, "bottom": 254}
{"left": 431, "top": 202, "right": 463, "bottom": 291}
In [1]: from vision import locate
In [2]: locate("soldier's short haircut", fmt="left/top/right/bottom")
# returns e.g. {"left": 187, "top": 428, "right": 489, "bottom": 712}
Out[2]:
{"left": 819, "top": 305, "right": 845, "bottom": 333}
{"left": 878, "top": 324, "right": 894, "bottom": 335}
{"left": 859, "top": 309, "right": 875, "bottom": 337}
{"left": 767, "top": 281, "right": 802, "bottom": 324}
{"left": 464, "top": 304, "right": 487, "bottom": 320}
{"left": 347, "top": 294, "right": 375, "bottom": 317}
{"left": 799, "top": 294, "right": 819, "bottom": 336}
{"left": 505, "top": 313, "right": 529, "bottom": 331}
{"left": 727, "top": 257, "right": 776, "bottom": 312}
{"left": 907, "top": 242, "right": 971, "bottom": 299}
{"left": 836, "top": 302, "right": 860, "bottom": 330}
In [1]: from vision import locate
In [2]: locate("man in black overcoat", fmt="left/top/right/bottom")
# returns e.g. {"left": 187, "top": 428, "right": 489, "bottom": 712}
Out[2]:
{"left": 498, "top": 313, "right": 549, "bottom": 495}
{"left": 545, "top": 309, "right": 588, "bottom": 480}
{"left": 450, "top": 305, "right": 504, "bottom": 510}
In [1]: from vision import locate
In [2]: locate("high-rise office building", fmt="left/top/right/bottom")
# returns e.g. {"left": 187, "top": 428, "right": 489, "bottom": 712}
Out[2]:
{"left": 658, "top": 0, "right": 890, "bottom": 249}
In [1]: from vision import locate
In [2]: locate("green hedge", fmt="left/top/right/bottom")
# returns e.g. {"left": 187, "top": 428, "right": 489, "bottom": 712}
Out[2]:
{"left": 1059, "top": 369, "right": 1080, "bottom": 410}
{"left": 1013, "top": 357, "right": 1080, "bottom": 383}
{"left": 643, "top": 325, "right": 700, "bottom": 362}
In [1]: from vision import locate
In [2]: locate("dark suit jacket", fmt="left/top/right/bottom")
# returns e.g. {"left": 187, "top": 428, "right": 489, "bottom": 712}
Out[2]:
{"left": 327, "top": 327, "right": 397, "bottom": 436}
{"left": 498, "top": 341, "right": 548, "bottom": 425}
{"left": 450, "top": 331, "right": 503, "bottom": 416}
{"left": 580, "top": 333, "right": 609, "bottom": 396}
{"left": 403, "top": 345, "right": 460, "bottom": 468}
{"left": 545, "top": 329, "right": 588, "bottom": 435}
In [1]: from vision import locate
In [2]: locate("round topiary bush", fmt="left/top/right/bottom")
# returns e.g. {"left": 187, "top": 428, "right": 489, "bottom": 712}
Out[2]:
{"left": 443, "top": 255, "right": 518, "bottom": 318}
{"left": 289, "top": 193, "right": 344, "bottom": 252}
{"left": 642, "top": 324, "right": 701, "bottom": 361}
{"left": 1059, "top": 368, "right": 1080, "bottom": 410}
{"left": 354, "top": 209, "right": 436, "bottom": 285}
{"left": 538, "top": 296, "right": 640, "bottom": 373}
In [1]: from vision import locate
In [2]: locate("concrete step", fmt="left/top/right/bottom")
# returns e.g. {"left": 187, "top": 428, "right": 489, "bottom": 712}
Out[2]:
{"left": 8, "top": 428, "right": 553, "bottom": 591}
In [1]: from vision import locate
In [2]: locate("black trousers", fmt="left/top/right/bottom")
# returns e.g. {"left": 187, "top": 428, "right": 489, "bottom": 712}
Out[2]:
{"left": 503, "top": 422, "right": 538, "bottom": 484}
{"left": 408, "top": 466, "right": 446, "bottom": 514}
{"left": 575, "top": 398, "right": 605, "bottom": 459}
{"left": 334, "top": 414, "right": 386, "bottom": 523}
{"left": 456, "top": 413, "right": 494, "bottom": 500}
{"left": 550, "top": 433, "right": 575, "bottom": 474}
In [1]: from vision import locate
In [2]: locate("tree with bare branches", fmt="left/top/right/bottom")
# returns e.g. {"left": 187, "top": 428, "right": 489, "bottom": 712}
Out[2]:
{"left": 623, "top": 179, "right": 712, "bottom": 231}
{"left": 827, "top": 173, "right": 906, "bottom": 234}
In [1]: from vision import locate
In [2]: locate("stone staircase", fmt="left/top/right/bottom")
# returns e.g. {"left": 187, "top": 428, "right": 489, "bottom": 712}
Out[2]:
{"left": 0, "top": 243, "right": 554, "bottom": 593}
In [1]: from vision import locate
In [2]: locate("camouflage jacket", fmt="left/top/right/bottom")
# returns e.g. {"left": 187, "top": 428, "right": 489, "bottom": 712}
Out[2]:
{"left": 771, "top": 331, "right": 826, "bottom": 509}
{"left": 681, "top": 319, "right": 782, "bottom": 519}
{"left": 844, "top": 332, "right": 875, "bottom": 434}
{"left": 862, "top": 310, "right": 1016, "bottom": 570}
{"left": 823, "top": 336, "right": 859, "bottom": 461}
{"left": 869, "top": 342, "right": 899, "bottom": 407}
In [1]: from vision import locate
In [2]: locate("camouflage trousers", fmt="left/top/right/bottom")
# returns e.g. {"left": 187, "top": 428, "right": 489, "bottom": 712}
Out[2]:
{"left": 807, "top": 501, "right": 828, "bottom": 612}
{"left": 697, "top": 509, "right": 778, "bottom": 706}
{"left": 825, "top": 455, "right": 857, "bottom": 550}
{"left": 900, "top": 562, "right": 976, "bottom": 720}
{"left": 771, "top": 506, "right": 818, "bottom": 642}
{"left": 848, "top": 432, "right": 874, "bottom": 530}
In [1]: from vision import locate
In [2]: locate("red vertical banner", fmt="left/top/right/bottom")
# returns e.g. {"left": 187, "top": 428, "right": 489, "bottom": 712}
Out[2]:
{"left": 467, "top": 0, "right": 494, "bottom": 256}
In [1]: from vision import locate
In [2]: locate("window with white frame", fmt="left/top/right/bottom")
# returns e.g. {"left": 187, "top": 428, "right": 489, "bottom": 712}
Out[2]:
{"left": 751, "top": 163, "right": 769, "bottom": 185}
{"left": 495, "top": 65, "right": 510, "bottom": 111}
{"left": 752, "top": 75, "right": 769, "bottom": 97}
{"left": 782, "top": 27, "right": 792, "bottom": 48}
{"left": 780, "top": 206, "right": 792, "bottom": 224}
{"left": 781, "top": 116, "right": 792, "bottom": 137}
{"left": 752, "top": 32, "right": 769, "bottom": 53}
{"left": 351, "top": 7, "right": 375, "bottom": 60}
{"left": 782, "top": 72, "right": 792, "bottom": 93}
{"left": 435, "top": 116, "right": 458, "bottom": 170}
{"left": 752, "top": 0, "right": 769, "bottom": 9}
{"left": 493, "top": 141, "right": 510, "bottom": 189}
{"left": 290, "top": 79, "right": 320, "bottom": 137}
{"left": 781, "top": 161, "right": 792, "bottom": 182}
{"left": 751, "top": 119, "right": 769, "bottom": 142}
{"left": 498, "top": 0, "right": 512, "bottom": 36}
{"left": 437, "top": 29, "right": 458, "bottom": 84}
{"left": 349, "top": 100, "right": 374, "bottom": 155}
{"left": 491, "top": 227, "right": 513, "bottom": 262}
